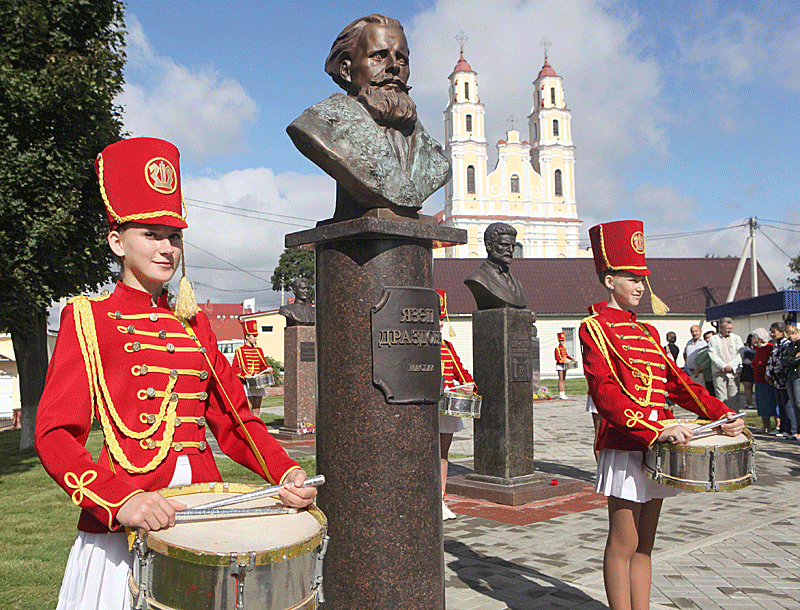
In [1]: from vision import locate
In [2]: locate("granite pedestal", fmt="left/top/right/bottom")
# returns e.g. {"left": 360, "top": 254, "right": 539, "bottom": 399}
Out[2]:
{"left": 287, "top": 216, "right": 466, "bottom": 610}
{"left": 277, "top": 325, "right": 316, "bottom": 439}
{"left": 446, "top": 308, "right": 582, "bottom": 504}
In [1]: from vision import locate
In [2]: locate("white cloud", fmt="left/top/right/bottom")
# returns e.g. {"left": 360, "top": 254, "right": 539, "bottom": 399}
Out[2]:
{"left": 117, "top": 15, "right": 258, "bottom": 161}
{"left": 630, "top": 183, "right": 698, "bottom": 227}
{"left": 406, "top": 0, "right": 670, "bottom": 220}
{"left": 174, "top": 169, "right": 335, "bottom": 308}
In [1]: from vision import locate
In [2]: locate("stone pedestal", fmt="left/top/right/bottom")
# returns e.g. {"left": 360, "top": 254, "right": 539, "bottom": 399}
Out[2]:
{"left": 287, "top": 217, "right": 466, "bottom": 610}
{"left": 471, "top": 308, "right": 536, "bottom": 480}
{"left": 278, "top": 325, "right": 317, "bottom": 438}
{"left": 445, "top": 308, "right": 582, "bottom": 505}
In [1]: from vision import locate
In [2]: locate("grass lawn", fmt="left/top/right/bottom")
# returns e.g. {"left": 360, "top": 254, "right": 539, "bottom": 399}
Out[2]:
{"left": 0, "top": 423, "right": 313, "bottom": 610}
{"left": 540, "top": 376, "right": 588, "bottom": 397}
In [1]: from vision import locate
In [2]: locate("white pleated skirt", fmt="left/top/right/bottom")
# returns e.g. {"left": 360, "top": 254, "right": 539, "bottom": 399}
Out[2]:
{"left": 56, "top": 455, "right": 192, "bottom": 610}
{"left": 595, "top": 448, "right": 680, "bottom": 503}
{"left": 438, "top": 411, "right": 464, "bottom": 434}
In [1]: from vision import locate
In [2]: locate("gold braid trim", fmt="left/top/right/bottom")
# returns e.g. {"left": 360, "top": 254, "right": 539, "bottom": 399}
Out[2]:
{"left": 116, "top": 325, "right": 188, "bottom": 339}
{"left": 64, "top": 470, "right": 144, "bottom": 530}
{"left": 96, "top": 153, "right": 185, "bottom": 226}
{"left": 582, "top": 315, "right": 654, "bottom": 407}
{"left": 183, "top": 327, "right": 274, "bottom": 483}
{"left": 108, "top": 312, "right": 179, "bottom": 321}
{"left": 71, "top": 297, "right": 179, "bottom": 473}
{"left": 635, "top": 322, "right": 708, "bottom": 414}
{"left": 598, "top": 225, "right": 649, "bottom": 272}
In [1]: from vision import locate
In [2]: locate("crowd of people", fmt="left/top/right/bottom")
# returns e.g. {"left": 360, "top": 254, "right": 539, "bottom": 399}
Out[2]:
{"left": 671, "top": 318, "right": 800, "bottom": 441}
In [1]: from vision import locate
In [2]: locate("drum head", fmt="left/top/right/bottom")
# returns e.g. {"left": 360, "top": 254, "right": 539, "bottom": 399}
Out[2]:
{"left": 146, "top": 483, "right": 325, "bottom": 566}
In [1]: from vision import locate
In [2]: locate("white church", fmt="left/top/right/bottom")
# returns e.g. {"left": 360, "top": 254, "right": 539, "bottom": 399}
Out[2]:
{"left": 436, "top": 51, "right": 589, "bottom": 261}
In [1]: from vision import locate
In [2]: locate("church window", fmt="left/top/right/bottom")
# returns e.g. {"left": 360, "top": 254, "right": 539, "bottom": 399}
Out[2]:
{"left": 464, "top": 81, "right": 470, "bottom": 101}
{"left": 465, "top": 114, "right": 473, "bottom": 133}
{"left": 533, "top": 123, "right": 538, "bottom": 140}
{"left": 466, "top": 165, "right": 476, "bottom": 194}
{"left": 551, "top": 87, "right": 556, "bottom": 105}
{"left": 554, "top": 169, "right": 563, "bottom": 197}
{"left": 514, "top": 242, "right": 524, "bottom": 258}
{"left": 553, "top": 119, "right": 559, "bottom": 137}
{"left": 261, "top": 326, "right": 273, "bottom": 333}
{"left": 510, "top": 174, "right": 520, "bottom": 193}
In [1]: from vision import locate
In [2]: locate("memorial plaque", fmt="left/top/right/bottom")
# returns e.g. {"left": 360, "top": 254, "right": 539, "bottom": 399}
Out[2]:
{"left": 299, "top": 341, "right": 316, "bottom": 362}
{"left": 509, "top": 332, "right": 532, "bottom": 382}
{"left": 371, "top": 286, "right": 442, "bottom": 404}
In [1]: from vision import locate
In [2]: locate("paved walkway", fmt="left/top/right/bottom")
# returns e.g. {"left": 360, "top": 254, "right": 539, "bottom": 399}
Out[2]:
{"left": 228, "top": 399, "right": 800, "bottom": 609}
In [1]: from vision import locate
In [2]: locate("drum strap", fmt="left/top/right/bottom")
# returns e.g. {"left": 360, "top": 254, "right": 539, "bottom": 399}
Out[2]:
{"left": 634, "top": 322, "right": 710, "bottom": 416}
{"left": 183, "top": 328, "right": 274, "bottom": 483}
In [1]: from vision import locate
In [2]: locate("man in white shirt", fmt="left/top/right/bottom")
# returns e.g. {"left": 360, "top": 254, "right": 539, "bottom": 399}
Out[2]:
{"left": 683, "top": 324, "right": 707, "bottom": 384}
{"left": 707, "top": 317, "right": 744, "bottom": 408}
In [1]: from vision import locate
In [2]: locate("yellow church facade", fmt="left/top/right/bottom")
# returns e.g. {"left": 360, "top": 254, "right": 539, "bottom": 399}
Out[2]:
{"left": 437, "top": 52, "right": 589, "bottom": 260}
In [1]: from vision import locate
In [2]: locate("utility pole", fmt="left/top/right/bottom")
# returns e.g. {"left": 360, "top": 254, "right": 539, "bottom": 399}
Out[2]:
{"left": 726, "top": 217, "right": 759, "bottom": 303}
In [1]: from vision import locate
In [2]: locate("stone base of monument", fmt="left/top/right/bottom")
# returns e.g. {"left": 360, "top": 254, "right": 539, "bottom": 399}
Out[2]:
{"left": 281, "top": 325, "right": 316, "bottom": 437}
{"left": 446, "top": 473, "right": 584, "bottom": 506}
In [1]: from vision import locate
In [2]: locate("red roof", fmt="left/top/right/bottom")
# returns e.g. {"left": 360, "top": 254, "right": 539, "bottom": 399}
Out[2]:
{"left": 537, "top": 58, "right": 557, "bottom": 79}
{"left": 198, "top": 301, "right": 252, "bottom": 341}
{"left": 453, "top": 52, "right": 473, "bottom": 73}
{"left": 433, "top": 258, "right": 776, "bottom": 316}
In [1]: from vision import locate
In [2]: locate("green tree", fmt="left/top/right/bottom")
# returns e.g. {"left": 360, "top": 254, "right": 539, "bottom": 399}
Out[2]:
{"left": 271, "top": 249, "right": 315, "bottom": 301}
{"left": 789, "top": 254, "right": 800, "bottom": 290}
{"left": 0, "top": 0, "right": 126, "bottom": 449}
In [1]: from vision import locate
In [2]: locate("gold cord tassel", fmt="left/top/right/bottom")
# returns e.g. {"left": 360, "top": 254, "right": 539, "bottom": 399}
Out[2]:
{"left": 175, "top": 241, "right": 199, "bottom": 321}
{"left": 647, "top": 277, "right": 670, "bottom": 316}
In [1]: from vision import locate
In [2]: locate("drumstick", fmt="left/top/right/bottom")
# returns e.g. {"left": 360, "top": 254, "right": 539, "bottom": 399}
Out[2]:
{"left": 188, "top": 474, "right": 326, "bottom": 512}
{"left": 664, "top": 412, "right": 746, "bottom": 444}
{"left": 176, "top": 506, "right": 298, "bottom": 521}
{"left": 447, "top": 382, "right": 473, "bottom": 392}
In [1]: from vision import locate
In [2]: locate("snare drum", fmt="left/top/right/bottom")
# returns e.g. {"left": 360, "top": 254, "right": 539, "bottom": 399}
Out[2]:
{"left": 129, "top": 482, "right": 328, "bottom": 610}
{"left": 643, "top": 419, "right": 755, "bottom": 492}
{"left": 564, "top": 361, "right": 579, "bottom": 370}
{"left": 439, "top": 392, "right": 482, "bottom": 419}
{"left": 245, "top": 371, "right": 274, "bottom": 390}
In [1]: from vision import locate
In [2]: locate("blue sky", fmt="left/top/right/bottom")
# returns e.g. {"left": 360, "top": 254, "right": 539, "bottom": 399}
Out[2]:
{"left": 118, "top": 0, "right": 800, "bottom": 309}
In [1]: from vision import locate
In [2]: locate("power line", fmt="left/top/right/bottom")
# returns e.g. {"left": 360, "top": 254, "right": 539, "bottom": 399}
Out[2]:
{"left": 185, "top": 196, "right": 316, "bottom": 224}
{"left": 757, "top": 227, "right": 794, "bottom": 260}
{"left": 183, "top": 239, "right": 271, "bottom": 285}
{"left": 186, "top": 200, "right": 313, "bottom": 229}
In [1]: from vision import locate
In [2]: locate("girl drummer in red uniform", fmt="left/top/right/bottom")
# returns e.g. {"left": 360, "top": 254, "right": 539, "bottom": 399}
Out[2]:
{"left": 436, "top": 289, "right": 475, "bottom": 521}
{"left": 232, "top": 319, "right": 275, "bottom": 417}
{"left": 35, "top": 138, "right": 316, "bottom": 610}
{"left": 555, "top": 331, "right": 575, "bottom": 399}
{"left": 580, "top": 220, "right": 743, "bottom": 610}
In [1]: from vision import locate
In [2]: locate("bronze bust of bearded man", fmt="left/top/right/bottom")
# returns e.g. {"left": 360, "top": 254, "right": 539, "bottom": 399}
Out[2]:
{"left": 287, "top": 14, "right": 451, "bottom": 222}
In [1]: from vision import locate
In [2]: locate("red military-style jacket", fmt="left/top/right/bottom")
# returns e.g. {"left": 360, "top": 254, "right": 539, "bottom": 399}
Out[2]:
{"left": 35, "top": 282, "right": 299, "bottom": 534}
{"left": 555, "top": 344, "right": 570, "bottom": 364}
{"left": 231, "top": 345, "right": 272, "bottom": 378}
{"left": 441, "top": 340, "right": 474, "bottom": 391}
{"left": 580, "top": 302, "right": 732, "bottom": 452}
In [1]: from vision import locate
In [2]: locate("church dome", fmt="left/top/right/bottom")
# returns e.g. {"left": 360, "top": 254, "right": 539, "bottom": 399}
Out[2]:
{"left": 453, "top": 52, "right": 473, "bottom": 73}
{"left": 537, "top": 58, "right": 557, "bottom": 78}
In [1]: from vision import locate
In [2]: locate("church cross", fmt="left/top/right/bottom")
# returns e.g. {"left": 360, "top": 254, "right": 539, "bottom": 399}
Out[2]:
{"left": 540, "top": 37, "right": 552, "bottom": 60}
{"left": 456, "top": 31, "right": 468, "bottom": 54}
{"left": 507, "top": 115, "right": 517, "bottom": 130}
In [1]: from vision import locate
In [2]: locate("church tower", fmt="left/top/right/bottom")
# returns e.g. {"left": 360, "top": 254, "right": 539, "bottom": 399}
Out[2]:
{"left": 442, "top": 51, "right": 489, "bottom": 256}
{"left": 438, "top": 48, "right": 586, "bottom": 259}
{"left": 528, "top": 53, "right": 577, "bottom": 220}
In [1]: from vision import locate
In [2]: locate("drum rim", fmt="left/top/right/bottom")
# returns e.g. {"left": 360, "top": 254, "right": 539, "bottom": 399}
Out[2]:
{"left": 143, "top": 482, "right": 327, "bottom": 567}
{"left": 652, "top": 419, "right": 754, "bottom": 453}
{"left": 440, "top": 393, "right": 482, "bottom": 418}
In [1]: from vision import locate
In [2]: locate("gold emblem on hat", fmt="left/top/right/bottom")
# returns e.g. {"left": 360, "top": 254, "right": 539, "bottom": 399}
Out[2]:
{"left": 631, "top": 231, "right": 645, "bottom": 254}
{"left": 144, "top": 157, "right": 177, "bottom": 194}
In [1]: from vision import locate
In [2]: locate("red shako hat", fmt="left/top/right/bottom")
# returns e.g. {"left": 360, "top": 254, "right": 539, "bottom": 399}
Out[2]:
{"left": 588, "top": 220, "right": 649, "bottom": 277}
{"left": 95, "top": 137, "right": 187, "bottom": 230}
{"left": 435, "top": 289, "right": 447, "bottom": 319}
{"left": 557, "top": 332, "right": 566, "bottom": 341}
{"left": 242, "top": 319, "right": 258, "bottom": 336}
